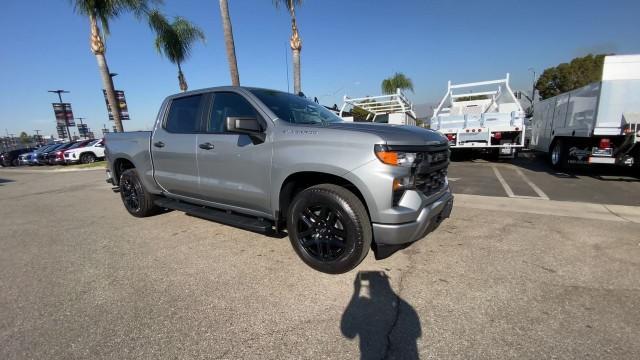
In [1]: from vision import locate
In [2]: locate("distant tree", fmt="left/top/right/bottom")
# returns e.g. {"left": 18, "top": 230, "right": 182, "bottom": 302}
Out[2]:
{"left": 19, "top": 132, "right": 30, "bottom": 145}
{"left": 70, "top": 0, "right": 159, "bottom": 132}
{"left": 535, "top": 54, "right": 608, "bottom": 100}
{"left": 381, "top": 72, "right": 414, "bottom": 95}
{"left": 148, "top": 10, "right": 205, "bottom": 92}
{"left": 350, "top": 106, "right": 371, "bottom": 121}
{"left": 349, "top": 98, "right": 378, "bottom": 121}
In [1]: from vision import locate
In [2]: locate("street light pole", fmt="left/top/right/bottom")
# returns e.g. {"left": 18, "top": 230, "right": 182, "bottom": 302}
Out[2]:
{"left": 527, "top": 68, "right": 536, "bottom": 104}
{"left": 48, "top": 90, "right": 72, "bottom": 141}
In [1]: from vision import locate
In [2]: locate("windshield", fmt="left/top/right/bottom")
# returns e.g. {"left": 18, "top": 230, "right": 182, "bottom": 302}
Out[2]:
{"left": 67, "top": 141, "right": 89, "bottom": 150}
{"left": 249, "top": 89, "right": 343, "bottom": 125}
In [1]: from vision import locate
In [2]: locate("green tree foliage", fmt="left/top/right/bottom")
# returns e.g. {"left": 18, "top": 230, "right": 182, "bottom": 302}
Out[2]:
{"left": 535, "top": 54, "right": 608, "bottom": 100}
{"left": 148, "top": 10, "right": 205, "bottom": 91}
{"left": 381, "top": 72, "right": 414, "bottom": 94}
{"left": 19, "top": 132, "right": 30, "bottom": 145}
{"left": 350, "top": 106, "right": 371, "bottom": 121}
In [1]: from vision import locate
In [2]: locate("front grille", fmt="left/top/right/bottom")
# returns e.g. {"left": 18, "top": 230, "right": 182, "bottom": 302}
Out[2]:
{"left": 413, "top": 147, "right": 449, "bottom": 197}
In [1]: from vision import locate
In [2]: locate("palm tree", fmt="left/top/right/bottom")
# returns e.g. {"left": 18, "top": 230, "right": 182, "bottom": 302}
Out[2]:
{"left": 272, "top": 0, "right": 303, "bottom": 94}
{"left": 381, "top": 72, "right": 414, "bottom": 95}
{"left": 218, "top": 0, "right": 240, "bottom": 86}
{"left": 148, "top": 10, "right": 205, "bottom": 92}
{"left": 70, "top": 0, "right": 157, "bottom": 132}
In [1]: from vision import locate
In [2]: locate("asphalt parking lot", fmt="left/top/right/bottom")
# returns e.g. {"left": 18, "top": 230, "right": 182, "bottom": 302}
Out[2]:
{"left": 1, "top": 162, "right": 640, "bottom": 359}
{"left": 448, "top": 153, "right": 640, "bottom": 206}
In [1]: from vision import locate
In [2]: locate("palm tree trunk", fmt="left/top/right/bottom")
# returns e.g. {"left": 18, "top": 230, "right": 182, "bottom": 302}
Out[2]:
{"left": 289, "top": 5, "right": 302, "bottom": 95}
{"left": 90, "top": 14, "right": 123, "bottom": 132}
{"left": 177, "top": 63, "right": 188, "bottom": 92}
{"left": 219, "top": 0, "right": 240, "bottom": 86}
{"left": 292, "top": 49, "right": 301, "bottom": 95}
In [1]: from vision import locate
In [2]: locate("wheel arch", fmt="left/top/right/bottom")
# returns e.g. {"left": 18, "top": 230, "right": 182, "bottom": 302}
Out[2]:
{"left": 277, "top": 171, "right": 371, "bottom": 225}
{"left": 112, "top": 157, "right": 136, "bottom": 186}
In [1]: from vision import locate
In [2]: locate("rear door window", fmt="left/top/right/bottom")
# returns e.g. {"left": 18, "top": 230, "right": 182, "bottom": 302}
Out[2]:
{"left": 165, "top": 95, "right": 204, "bottom": 133}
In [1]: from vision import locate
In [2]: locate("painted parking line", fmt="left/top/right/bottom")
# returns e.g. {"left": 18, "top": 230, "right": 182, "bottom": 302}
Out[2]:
{"left": 513, "top": 167, "right": 550, "bottom": 200}
{"left": 492, "top": 165, "right": 549, "bottom": 200}
{"left": 492, "top": 166, "right": 515, "bottom": 197}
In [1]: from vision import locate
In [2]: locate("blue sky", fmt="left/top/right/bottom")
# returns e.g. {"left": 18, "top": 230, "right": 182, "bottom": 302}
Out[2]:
{"left": 1, "top": 0, "right": 639, "bottom": 137}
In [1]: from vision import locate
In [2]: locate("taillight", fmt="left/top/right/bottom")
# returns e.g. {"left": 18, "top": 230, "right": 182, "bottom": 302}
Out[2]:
{"left": 446, "top": 134, "right": 456, "bottom": 141}
{"left": 493, "top": 132, "right": 502, "bottom": 140}
{"left": 599, "top": 138, "right": 611, "bottom": 149}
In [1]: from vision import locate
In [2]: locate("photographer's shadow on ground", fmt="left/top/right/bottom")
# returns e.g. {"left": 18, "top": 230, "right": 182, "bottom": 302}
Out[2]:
{"left": 341, "top": 271, "right": 421, "bottom": 360}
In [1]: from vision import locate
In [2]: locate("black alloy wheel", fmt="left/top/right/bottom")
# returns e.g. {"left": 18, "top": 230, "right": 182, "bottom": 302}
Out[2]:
{"left": 287, "top": 184, "right": 372, "bottom": 274}
{"left": 119, "top": 169, "right": 160, "bottom": 217}
{"left": 297, "top": 204, "right": 347, "bottom": 262}
{"left": 121, "top": 176, "right": 141, "bottom": 212}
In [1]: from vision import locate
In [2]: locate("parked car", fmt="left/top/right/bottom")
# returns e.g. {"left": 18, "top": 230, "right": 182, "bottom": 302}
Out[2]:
{"left": 18, "top": 144, "right": 54, "bottom": 166}
{"left": 106, "top": 87, "right": 453, "bottom": 274}
{"left": 1, "top": 148, "right": 35, "bottom": 167}
{"left": 64, "top": 138, "right": 105, "bottom": 164}
{"left": 36, "top": 143, "right": 66, "bottom": 165}
{"left": 27, "top": 144, "right": 58, "bottom": 165}
{"left": 46, "top": 141, "right": 86, "bottom": 165}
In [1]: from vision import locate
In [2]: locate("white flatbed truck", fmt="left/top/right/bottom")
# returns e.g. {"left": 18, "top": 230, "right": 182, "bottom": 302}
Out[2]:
{"left": 529, "top": 55, "right": 640, "bottom": 170}
{"left": 429, "top": 74, "right": 525, "bottom": 158}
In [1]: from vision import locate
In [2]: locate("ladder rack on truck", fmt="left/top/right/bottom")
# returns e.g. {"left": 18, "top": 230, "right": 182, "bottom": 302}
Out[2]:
{"left": 430, "top": 74, "right": 525, "bottom": 157}
{"left": 340, "top": 89, "right": 417, "bottom": 125}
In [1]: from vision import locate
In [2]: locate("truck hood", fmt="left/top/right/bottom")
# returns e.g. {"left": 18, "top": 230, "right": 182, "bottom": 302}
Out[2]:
{"left": 324, "top": 122, "right": 447, "bottom": 146}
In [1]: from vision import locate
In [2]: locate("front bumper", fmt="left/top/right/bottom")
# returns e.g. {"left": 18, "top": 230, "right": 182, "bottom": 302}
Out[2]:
{"left": 372, "top": 189, "right": 453, "bottom": 246}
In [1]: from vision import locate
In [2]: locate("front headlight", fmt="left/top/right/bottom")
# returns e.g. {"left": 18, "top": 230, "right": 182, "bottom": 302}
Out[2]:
{"left": 374, "top": 145, "right": 417, "bottom": 167}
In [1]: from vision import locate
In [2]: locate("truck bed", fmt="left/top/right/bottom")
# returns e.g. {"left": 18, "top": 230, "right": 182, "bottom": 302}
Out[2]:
{"left": 105, "top": 131, "right": 155, "bottom": 190}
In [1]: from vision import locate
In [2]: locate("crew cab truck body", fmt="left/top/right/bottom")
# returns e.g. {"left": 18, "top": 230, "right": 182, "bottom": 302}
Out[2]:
{"left": 105, "top": 87, "right": 453, "bottom": 274}
{"left": 529, "top": 55, "right": 640, "bottom": 169}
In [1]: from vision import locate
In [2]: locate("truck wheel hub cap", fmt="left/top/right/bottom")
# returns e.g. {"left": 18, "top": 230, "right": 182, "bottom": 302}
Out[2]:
{"left": 297, "top": 205, "right": 347, "bottom": 262}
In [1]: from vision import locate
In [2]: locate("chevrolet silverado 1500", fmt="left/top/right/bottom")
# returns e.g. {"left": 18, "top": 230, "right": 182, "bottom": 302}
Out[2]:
{"left": 105, "top": 87, "right": 453, "bottom": 273}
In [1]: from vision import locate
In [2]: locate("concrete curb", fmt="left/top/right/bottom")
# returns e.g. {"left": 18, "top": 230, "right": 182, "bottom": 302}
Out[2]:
{"left": 455, "top": 193, "right": 640, "bottom": 224}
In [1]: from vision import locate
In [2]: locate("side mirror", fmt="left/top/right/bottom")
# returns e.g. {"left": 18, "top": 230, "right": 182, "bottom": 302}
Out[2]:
{"left": 225, "top": 117, "right": 265, "bottom": 142}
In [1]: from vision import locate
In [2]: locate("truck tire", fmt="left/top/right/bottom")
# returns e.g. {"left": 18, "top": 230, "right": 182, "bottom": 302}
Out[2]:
{"left": 550, "top": 140, "right": 567, "bottom": 170}
{"left": 287, "top": 184, "right": 372, "bottom": 274}
{"left": 119, "top": 169, "right": 160, "bottom": 217}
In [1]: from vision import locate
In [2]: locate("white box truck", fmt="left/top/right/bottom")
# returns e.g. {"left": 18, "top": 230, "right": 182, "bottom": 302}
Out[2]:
{"left": 429, "top": 74, "right": 525, "bottom": 158}
{"left": 529, "top": 55, "right": 640, "bottom": 169}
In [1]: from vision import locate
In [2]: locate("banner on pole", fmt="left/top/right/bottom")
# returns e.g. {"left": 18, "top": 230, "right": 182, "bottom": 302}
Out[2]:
{"left": 52, "top": 103, "right": 76, "bottom": 126}
{"left": 103, "top": 90, "right": 130, "bottom": 120}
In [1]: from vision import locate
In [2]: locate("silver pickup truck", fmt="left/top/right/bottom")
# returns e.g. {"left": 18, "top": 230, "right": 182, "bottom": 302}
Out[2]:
{"left": 105, "top": 87, "right": 453, "bottom": 274}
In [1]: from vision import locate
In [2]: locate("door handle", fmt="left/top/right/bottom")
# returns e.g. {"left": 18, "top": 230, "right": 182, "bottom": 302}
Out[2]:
{"left": 199, "top": 142, "right": 215, "bottom": 150}
{"left": 153, "top": 141, "right": 165, "bottom": 148}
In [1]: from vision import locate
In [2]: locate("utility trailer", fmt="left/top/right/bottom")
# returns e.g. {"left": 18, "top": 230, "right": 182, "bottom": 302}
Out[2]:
{"left": 430, "top": 74, "right": 525, "bottom": 158}
{"left": 529, "top": 55, "right": 640, "bottom": 169}
{"left": 340, "top": 89, "right": 417, "bottom": 125}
